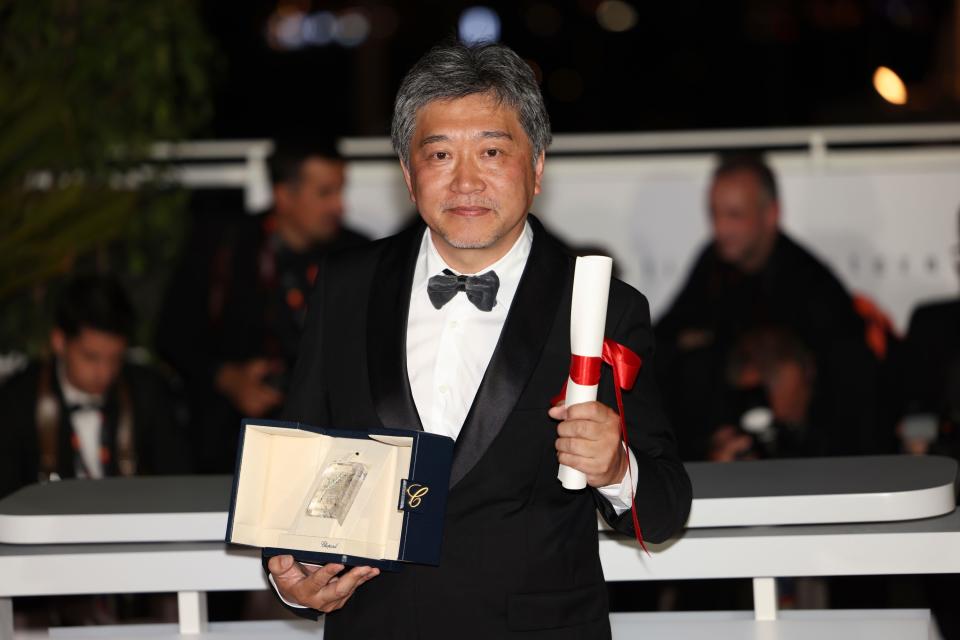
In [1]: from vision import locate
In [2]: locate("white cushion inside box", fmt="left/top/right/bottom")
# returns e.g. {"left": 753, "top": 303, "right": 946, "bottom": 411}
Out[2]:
{"left": 230, "top": 424, "right": 413, "bottom": 561}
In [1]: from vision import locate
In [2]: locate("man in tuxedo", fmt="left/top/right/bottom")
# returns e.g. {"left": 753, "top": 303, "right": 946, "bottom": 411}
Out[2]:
{"left": 0, "top": 274, "right": 192, "bottom": 499}
{"left": 265, "top": 42, "right": 691, "bottom": 638}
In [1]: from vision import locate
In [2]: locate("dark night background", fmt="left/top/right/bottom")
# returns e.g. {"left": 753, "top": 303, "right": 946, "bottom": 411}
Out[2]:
{"left": 1, "top": 0, "right": 957, "bottom": 353}
{"left": 198, "top": 0, "right": 960, "bottom": 140}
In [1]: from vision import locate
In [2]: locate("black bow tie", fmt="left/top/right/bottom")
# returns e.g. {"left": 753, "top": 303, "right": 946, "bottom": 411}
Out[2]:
{"left": 66, "top": 402, "right": 102, "bottom": 414}
{"left": 427, "top": 269, "right": 499, "bottom": 312}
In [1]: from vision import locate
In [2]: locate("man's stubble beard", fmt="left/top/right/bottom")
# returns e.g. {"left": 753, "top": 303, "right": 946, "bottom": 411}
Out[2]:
{"left": 433, "top": 212, "right": 504, "bottom": 250}
{"left": 436, "top": 230, "right": 500, "bottom": 250}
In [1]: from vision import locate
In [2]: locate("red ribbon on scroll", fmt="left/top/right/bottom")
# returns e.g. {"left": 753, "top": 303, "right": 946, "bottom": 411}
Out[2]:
{"left": 553, "top": 338, "right": 647, "bottom": 553}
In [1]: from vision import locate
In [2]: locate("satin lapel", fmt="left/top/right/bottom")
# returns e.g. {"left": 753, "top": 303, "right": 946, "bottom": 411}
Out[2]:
{"left": 367, "top": 225, "right": 425, "bottom": 431}
{"left": 448, "top": 217, "right": 570, "bottom": 488}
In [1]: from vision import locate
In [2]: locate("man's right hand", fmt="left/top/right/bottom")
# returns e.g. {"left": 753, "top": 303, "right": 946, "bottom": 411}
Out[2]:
{"left": 215, "top": 359, "right": 284, "bottom": 416}
{"left": 268, "top": 555, "right": 379, "bottom": 613}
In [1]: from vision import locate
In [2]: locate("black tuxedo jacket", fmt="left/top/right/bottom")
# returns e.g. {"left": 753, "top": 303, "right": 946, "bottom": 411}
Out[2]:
{"left": 270, "top": 216, "right": 691, "bottom": 639}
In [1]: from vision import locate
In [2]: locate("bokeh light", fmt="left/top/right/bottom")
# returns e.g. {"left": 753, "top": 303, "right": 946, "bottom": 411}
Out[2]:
{"left": 873, "top": 66, "right": 908, "bottom": 105}
{"left": 301, "top": 11, "right": 335, "bottom": 46}
{"left": 335, "top": 10, "right": 371, "bottom": 48}
{"left": 459, "top": 6, "right": 501, "bottom": 45}
{"left": 596, "top": 0, "right": 638, "bottom": 33}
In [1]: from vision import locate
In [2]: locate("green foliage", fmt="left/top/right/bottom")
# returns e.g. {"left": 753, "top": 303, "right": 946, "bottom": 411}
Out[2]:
{"left": 0, "top": 0, "right": 214, "bottom": 354}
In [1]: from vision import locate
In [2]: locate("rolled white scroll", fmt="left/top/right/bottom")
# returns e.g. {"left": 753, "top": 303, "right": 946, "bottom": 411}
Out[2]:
{"left": 558, "top": 256, "right": 613, "bottom": 490}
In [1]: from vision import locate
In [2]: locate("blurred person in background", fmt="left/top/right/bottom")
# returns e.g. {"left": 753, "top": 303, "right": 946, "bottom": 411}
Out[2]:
{"left": 652, "top": 153, "right": 887, "bottom": 616}
{"left": 655, "top": 154, "right": 880, "bottom": 462}
{"left": 898, "top": 208, "right": 960, "bottom": 460}
{"left": 156, "top": 137, "right": 369, "bottom": 474}
{"left": 713, "top": 327, "right": 820, "bottom": 460}
{"left": 0, "top": 273, "right": 192, "bottom": 501}
{"left": 895, "top": 205, "right": 960, "bottom": 640}
{"left": 0, "top": 275, "right": 191, "bottom": 627}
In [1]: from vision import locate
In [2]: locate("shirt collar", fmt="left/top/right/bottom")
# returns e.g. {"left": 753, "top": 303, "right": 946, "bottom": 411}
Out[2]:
{"left": 413, "top": 220, "right": 534, "bottom": 311}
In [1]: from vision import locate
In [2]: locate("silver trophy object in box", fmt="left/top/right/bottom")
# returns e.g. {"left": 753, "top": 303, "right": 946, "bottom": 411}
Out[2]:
{"left": 305, "top": 458, "right": 368, "bottom": 525}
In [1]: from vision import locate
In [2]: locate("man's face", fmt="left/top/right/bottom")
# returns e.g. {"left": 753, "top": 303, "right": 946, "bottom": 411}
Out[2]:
{"left": 274, "top": 157, "right": 346, "bottom": 245}
{"left": 51, "top": 327, "right": 127, "bottom": 396}
{"left": 401, "top": 92, "right": 544, "bottom": 268}
{"left": 708, "top": 170, "right": 778, "bottom": 270}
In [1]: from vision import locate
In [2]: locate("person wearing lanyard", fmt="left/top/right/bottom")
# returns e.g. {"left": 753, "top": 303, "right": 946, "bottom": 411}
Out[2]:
{"left": 0, "top": 273, "right": 191, "bottom": 499}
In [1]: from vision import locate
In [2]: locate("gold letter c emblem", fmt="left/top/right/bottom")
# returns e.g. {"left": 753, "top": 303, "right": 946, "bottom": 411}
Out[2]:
{"left": 406, "top": 484, "right": 429, "bottom": 508}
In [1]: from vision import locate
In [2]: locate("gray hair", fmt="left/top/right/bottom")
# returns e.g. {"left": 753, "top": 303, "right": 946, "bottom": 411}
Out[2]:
{"left": 390, "top": 41, "right": 552, "bottom": 167}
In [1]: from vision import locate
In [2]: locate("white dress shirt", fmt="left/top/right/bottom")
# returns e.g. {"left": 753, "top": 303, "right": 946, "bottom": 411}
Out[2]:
{"left": 406, "top": 221, "right": 638, "bottom": 514}
{"left": 58, "top": 363, "right": 105, "bottom": 479}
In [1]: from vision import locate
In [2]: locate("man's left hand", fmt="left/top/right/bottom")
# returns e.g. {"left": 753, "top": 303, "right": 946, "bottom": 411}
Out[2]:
{"left": 549, "top": 401, "right": 627, "bottom": 488}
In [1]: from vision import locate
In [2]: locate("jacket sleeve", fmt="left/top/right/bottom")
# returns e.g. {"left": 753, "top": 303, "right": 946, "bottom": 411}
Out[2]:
{"left": 126, "top": 364, "right": 196, "bottom": 474}
{"left": 261, "top": 262, "right": 333, "bottom": 615}
{"left": 901, "top": 306, "right": 939, "bottom": 415}
{"left": 280, "top": 258, "right": 331, "bottom": 426}
{"left": 593, "top": 282, "right": 693, "bottom": 544}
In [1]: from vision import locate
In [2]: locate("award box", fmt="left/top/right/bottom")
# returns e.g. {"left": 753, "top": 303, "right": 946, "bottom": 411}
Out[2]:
{"left": 226, "top": 419, "right": 454, "bottom": 570}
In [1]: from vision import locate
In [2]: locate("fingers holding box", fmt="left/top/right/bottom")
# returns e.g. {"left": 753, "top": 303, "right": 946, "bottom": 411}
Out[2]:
{"left": 267, "top": 555, "right": 380, "bottom": 613}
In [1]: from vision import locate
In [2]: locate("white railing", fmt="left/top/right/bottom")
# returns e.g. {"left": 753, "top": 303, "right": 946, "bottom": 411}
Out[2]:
{"left": 153, "top": 123, "right": 960, "bottom": 330}
{"left": 155, "top": 122, "right": 960, "bottom": 161}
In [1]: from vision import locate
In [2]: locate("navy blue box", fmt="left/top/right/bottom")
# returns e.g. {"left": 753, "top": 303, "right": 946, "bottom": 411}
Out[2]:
{"left": 226, "top": 419, "right": 453, "bottom": 571}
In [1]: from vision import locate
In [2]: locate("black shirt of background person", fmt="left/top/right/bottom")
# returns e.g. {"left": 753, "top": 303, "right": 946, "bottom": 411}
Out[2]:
{"left": 156, "top": 212, "right": 368, "bottom": 473}
{"left": 655, "top": 231, "right": 879, "bottom": 460}
{"left": 0, "top": 360, "right": 192, "bottom": 499}
{"left": 900, "top": 299, "right": 960, "bottom": 458}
